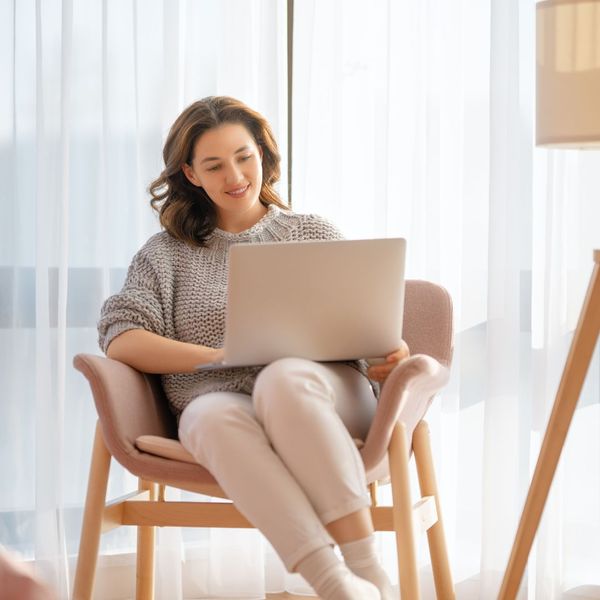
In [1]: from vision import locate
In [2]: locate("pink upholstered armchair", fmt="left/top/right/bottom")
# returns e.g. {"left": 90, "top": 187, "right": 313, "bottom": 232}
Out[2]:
{"left": 72, "top": 279, "right": 455, "bottom": 600}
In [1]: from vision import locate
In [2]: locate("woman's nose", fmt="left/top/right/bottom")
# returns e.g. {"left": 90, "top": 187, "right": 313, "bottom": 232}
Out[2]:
{"left": 224, "top": 163, "right": 243, "bottom": 184}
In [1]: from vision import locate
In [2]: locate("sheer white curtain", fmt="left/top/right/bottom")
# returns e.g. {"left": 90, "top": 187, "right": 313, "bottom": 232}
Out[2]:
{"left": 1, "top": 0, "right": 290, "bottom": 598}
{"left": 293, "top": 0, "right": 600, "bottom": 598}
{"left": 4, "top": 0, "right": 600, "bottom": 598}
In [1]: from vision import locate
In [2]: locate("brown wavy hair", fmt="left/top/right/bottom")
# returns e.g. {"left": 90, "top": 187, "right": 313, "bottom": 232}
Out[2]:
{"left": 149, "top": 96, "right": 289, "bottom": 246}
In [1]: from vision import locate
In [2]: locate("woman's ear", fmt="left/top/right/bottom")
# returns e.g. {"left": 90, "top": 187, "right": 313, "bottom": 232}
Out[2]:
{"left": 182, "top": 163, "right": 201, "bottom": 187}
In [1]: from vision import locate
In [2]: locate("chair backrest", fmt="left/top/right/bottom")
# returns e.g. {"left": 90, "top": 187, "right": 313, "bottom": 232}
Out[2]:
{"left": 402, "top": 280, "right": 453, "bottom": 366}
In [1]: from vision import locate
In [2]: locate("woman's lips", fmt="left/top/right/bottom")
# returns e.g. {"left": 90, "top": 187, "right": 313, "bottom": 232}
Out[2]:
{"left": 225, "top": 184, "right": 250, "bottom": 198}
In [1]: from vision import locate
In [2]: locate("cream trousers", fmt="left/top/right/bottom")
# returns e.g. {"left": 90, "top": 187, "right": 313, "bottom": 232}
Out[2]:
{"left": 178, "top": 357, "right": 377, "bottom": 571}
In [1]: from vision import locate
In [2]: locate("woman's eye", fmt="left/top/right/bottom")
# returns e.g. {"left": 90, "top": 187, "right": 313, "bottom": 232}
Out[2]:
{"left": 206, "top": 155, "right": 251, "bottom": 172}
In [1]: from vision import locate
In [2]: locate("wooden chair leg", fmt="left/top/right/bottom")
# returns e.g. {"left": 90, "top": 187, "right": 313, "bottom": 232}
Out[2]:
{"left": 413, "top": 421, "right": 455, "bottom": 600}
{"left": 136, "top": 479, "right": 157, "bottom": 600}
{"left": 369, "top": 481, "right": 379, "bottom": 506}
{"left": 73, "top": 422, "right": 112, "bottom": 600}
{"left": 389, "top": 422, "right": 420, "bottom": 600}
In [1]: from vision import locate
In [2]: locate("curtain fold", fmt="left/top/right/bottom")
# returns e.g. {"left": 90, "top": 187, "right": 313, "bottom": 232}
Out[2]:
{"left": 480, "top": 0, "right": 530, "bottom": 595}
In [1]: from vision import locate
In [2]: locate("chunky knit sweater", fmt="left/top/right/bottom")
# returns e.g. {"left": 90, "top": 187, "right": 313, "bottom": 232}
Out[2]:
{"left": 98, "top": 204, "right": 369, "bottom": 417}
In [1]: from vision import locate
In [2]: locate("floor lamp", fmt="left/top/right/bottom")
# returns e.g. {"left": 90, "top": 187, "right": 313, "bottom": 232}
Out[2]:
{"left": 498, "top": 0, "right": 600, "bottom": 598}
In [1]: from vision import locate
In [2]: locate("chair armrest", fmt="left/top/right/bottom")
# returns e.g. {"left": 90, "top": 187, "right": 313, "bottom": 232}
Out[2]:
{"left": 360, "top": 354, "right": 450, "bottom": 474}
{"left": 73, "top": 353, "right": 177, "bottom": 464}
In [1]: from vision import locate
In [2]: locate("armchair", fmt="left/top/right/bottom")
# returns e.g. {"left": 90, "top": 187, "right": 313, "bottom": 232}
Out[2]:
{"left": 72, "top": 279, "right": 454, "bottom": 600}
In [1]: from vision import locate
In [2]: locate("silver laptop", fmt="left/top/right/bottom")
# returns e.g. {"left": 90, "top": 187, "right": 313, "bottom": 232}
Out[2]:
{"left": 198, "top": 237, "right": 406, "bottom": 369}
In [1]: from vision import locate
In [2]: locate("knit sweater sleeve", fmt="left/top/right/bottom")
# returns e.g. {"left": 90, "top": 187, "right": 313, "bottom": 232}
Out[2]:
{"left": 97, "top": 248, "right": 166, "bottom": 354}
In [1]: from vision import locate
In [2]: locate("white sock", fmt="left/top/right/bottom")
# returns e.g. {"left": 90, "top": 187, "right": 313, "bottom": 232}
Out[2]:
{"left": 340, "top": 535, "right": 396, "bottom": 600}
{"left": 296, "top": 546, "right": 381, "bottom": 600}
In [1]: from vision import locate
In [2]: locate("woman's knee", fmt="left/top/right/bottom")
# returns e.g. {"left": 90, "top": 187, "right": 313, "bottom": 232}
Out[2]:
{"left": 179, "top": 394, "right": 254, "bottom": 459}
{"left": 253, "top": 358, "right": 334, "bottom": 419}
{"left": 255, "top": 357, "right": 303, "bottom": 389}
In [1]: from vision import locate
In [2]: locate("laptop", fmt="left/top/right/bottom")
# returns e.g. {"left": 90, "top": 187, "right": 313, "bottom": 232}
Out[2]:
{"left": 197, "top": 237, "right": 406, "bottom": 369}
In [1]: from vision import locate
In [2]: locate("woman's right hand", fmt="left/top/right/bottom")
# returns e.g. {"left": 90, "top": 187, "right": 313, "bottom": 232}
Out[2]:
{"left": 207, "top": 347, "right": 225, "bottom": 366}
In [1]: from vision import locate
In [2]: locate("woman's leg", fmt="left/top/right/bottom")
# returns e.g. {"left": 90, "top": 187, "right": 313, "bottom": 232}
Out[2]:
{"left": 326, "top": 507, "right": 374, "bottom": 544}
{"left": 253, "top": 358, "right": 377, "bottom": 527}
{"left": 253, "top": 358, "right": 395, "bottom": 599}
{"left": 178, "top": 392, "right": 380, "bottom": 600}
{"left": 179, "top": 392, "right": 333, "bottom": 570}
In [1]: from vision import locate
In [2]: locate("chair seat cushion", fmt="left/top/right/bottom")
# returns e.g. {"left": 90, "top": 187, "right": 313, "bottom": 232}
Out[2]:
{"left": 136, "top": 435, "right": 197, "bottom": 464}
{"left": 136, "top": 434, "right": 370, "bottom": 467}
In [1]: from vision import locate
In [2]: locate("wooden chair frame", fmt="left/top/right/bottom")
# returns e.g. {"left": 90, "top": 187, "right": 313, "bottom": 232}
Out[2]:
{"left": 73, "top": 418, "right": 453, "bottom": 600}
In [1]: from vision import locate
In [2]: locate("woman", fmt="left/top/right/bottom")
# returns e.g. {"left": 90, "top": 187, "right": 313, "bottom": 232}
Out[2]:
{"left": 98, "top": 96, "right": 408, "bottom": 600}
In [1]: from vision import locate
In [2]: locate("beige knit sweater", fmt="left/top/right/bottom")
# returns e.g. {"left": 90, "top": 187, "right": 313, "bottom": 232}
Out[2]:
{"left": 98, "top": 204, "right": 368, "bottom": 417}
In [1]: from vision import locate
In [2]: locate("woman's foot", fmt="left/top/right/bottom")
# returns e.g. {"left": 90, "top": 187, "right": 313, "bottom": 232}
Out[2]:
{"left": 340, "top": 535, "right": 396, "bottom": 600}
{"left": 296, "top": 546, "right": 381, "bottom": 600}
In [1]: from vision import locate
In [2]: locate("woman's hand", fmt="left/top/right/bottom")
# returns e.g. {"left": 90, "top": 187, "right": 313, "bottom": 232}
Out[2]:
{"left": 209, "top": 347, "right": 225, "bottom": 365}
{"left": 366, "top": 340, "right": 410, "bottom": 383}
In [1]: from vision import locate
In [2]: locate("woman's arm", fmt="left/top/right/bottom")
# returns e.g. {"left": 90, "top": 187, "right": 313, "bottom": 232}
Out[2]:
{"left": 106, "top": 329, "right": 223, "bottom": 374}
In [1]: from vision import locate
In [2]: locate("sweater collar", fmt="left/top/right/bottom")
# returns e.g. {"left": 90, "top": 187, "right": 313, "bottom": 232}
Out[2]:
{"left": 208, "top": 203, "right": 282, "bottom": 242}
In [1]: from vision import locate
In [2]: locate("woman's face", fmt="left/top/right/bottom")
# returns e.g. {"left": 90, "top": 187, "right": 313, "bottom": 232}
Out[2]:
{"left": 182, "top": 122, "right": 264, "bottom": 229}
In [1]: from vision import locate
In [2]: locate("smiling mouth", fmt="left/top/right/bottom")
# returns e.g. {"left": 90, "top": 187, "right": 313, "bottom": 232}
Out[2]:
{"left": 226, "top": 185, "right": 250, "bottom": 198}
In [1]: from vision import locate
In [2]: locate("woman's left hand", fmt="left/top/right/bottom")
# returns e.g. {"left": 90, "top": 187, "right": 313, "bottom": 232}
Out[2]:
{"left": 366, "top": 340, "right": 410, "bottom": 383}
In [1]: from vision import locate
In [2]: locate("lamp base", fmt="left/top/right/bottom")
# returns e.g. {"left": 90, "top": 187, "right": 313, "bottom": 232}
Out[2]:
{"left": 498, "top": 250, "right": 600, "bottom": 599}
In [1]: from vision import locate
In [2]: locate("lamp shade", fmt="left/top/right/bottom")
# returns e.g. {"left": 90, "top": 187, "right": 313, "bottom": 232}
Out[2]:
{"left": 536, "top": 0, "right": 600, "bottom": 147}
